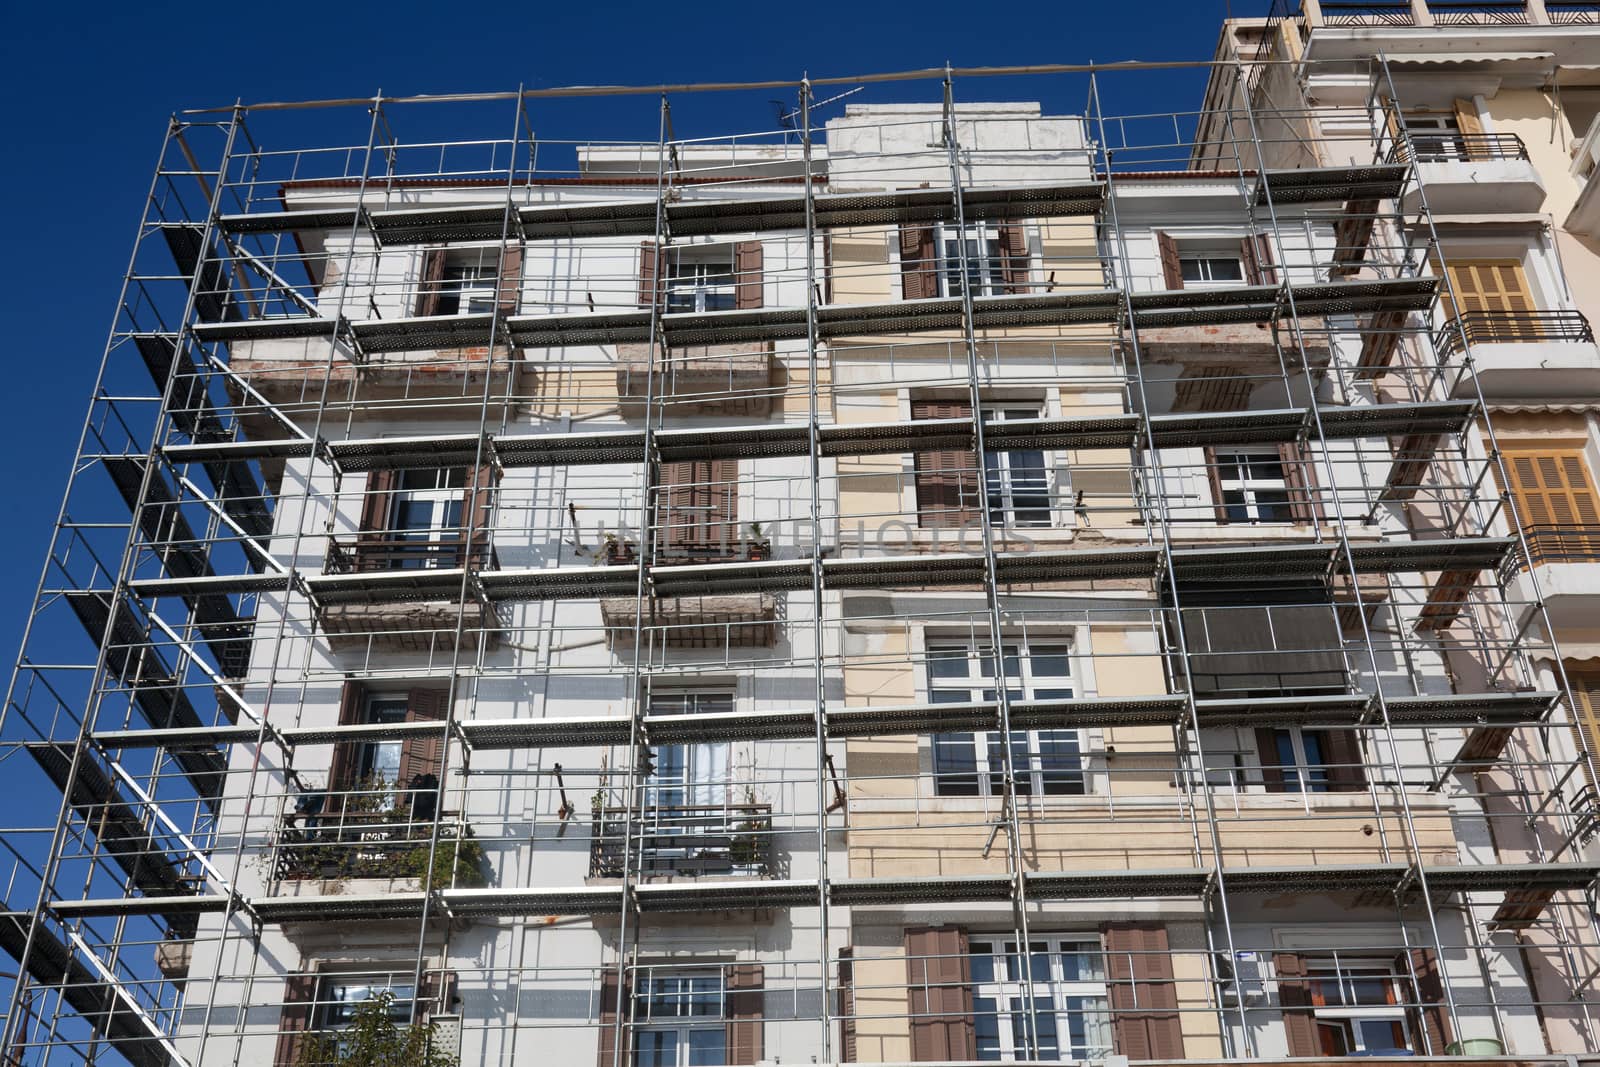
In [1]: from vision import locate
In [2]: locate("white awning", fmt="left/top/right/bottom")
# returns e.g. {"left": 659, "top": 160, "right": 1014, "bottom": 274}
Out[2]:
{"left": 1385, "top": 51, "right": 1554, "bottom": 68}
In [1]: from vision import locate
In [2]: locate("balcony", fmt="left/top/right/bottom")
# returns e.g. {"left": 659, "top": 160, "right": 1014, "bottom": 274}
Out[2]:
{"left": 272, "top": 794, "right": 486, "bottom": 890}
{"left": 317, "top": 532, "right": 498, "bottom": 652}
{"left": 1440, "top": 310, "right": 1600, "bottom": 400}
{"left": 1396, "top": 134, "right": 1545, "bottom": 215}
{"left": 1515, "top": 525, "right": 1600, "bottom": 629}
{"left": 1316, "top": 1, "right": 1416, "bottom": 25}
{"left": 589, "top": 803, "right": 773, "bottom": 880}
{"left": 1427, "top": 0, "right": 1531, "bottom": 24}
{"left": 616, "top": 343, "right": 776, "bottom": 416}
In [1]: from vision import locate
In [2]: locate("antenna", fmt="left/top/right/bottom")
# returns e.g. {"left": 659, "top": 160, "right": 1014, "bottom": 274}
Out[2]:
{"left": 773, "top": 86, "right": 866, "bottom": 132}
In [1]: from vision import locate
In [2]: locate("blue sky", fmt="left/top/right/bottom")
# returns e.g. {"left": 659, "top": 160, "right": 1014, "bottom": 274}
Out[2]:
{"left": 0, "top": 0, "right": 1243, "bottom": 661}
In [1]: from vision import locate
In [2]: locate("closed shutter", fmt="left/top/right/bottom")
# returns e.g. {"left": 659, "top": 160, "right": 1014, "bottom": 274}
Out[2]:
{"left": 1102, "top": 923, "right": 1184, "bottom": 1060}
{"left": 415, "top": 250, "right": 448, "bottom": 317}
{"left": 725, "top": 963, "right": 764, "bottom": 1065}
{"left": 1241, "top": 234, "right": 1276, "bottom": 286}
{"left": 1205, "top": 446, "right": 1230, "bottom": 524}
{"left": 329, "top": 681, "right": 365, "bottom": 792}
{"left": 1157, "top": 231, "right": 1183, "bottom": 290}
{"left": 639, "top": 242, "right": 663, "bottom": 309}
{"left": 838, "top": 947, "right": 858, "bottom": 1063}
{"left": 911, "top": 398, "right": 978, "bottom": 529}
{"left": 905, "top": 926, "right": 974, "bottom": 1061}
{"left": 899, "top": 225, "right": 938, "bottom": 300}
{"left": 1397, "top": 948, "right": 1453, "bottom": 1055}
{"left": 399, "top": 688, "right": 450, "bottom": 788}
{"left": 1567, "top": 667, "right": 1600, "bottom": 784}
{"left": 1272, "top": 952, "right": 1319, "bottom": 1057}
{"left": 658, "top": 459, "right": 739, "bottom": 556}
{"left": 1502, "top": 447, "right": 1600, "bottom": 536}
{"left": 459, "top": 463, "right": 498, "bottom": 568}
{"left": 1453, "top": 98, "right": 1487, "bottom": 161}
{"left": 1000, "top": 225, "right": 1030, "bottom": 293}
{"left": 1439, "top": 258, "right": 1534, "bottom": 321}
{"left": 274, "top": 972, "right": 319, "bottom": 1067}
{"left": 1321, "top": 730, "right": 1368, "bottom": 792}
{"left": 596, "top": 966, "right": 632, "bottom": 1067}
{"left": 735, "top": 241, "right": 764, "bottom": 309}
{"left": 1256, "top": 728, "right": 1288, "bottom": 792}
{"left": 1280, "top": 441, "right": 1321, "bottom": 524}
{"left": 497, "top": 243, "right": 523, "bottom": 317}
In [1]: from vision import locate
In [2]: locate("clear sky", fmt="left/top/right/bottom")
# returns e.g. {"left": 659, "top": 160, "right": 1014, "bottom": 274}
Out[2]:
{"left": 0, "top": 0, "right": 1244, "bottom": 660}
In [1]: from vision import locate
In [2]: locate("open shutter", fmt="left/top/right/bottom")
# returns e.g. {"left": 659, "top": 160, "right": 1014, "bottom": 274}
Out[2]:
{"left": 905, "top": 926, "right": 974, "bottom": 1061}
{"left": 460, "top": 463, "right": 497, "bottom": 568}
{"left": 999, "top": 225, "right": 1030, "bottom": 294}
{"left": 1453, "top": 98, "right": 1487, "bottom": 161}
{"left": 899, "top": 225, "right": 938, "bottom": 300}
{"left": 1157, "top": 231, "right": 1183, "bottom": 290}
{"left": 1205, "top": 447, "right": 1230, "bottom": 525}
{"left": 356, "top": 469, "right": 399, "bottom": 571}
{"left": 1279, "top": 441, "right": 1321, "bottom": 524}
{"left": 639, "top": 242, "right": 663, "bottom": 309}
{"left": 735, "top": 241, "right": 764, "bottom": 309}
{"left": 596, "top": 966, "right": 632, "bottom": 1067}
{"left": 1567, "top": 668, "right": 1600, "bottom": 785}
{"left": 725, "top": 963, "right": 764, "bottom": 1065}
{"left": 911, "top": 398, "right": 978, "bottom": 529}
{"left": 1273, "top": 953, "right": 1319, "bottom": 1057}
{"left": 419, "top": 968, "right": 459, "bottom": 1020}
{"left": 1103, "top": 923, "right": 1183, "bottom": 1061}
{"left": 497, "top": 243, "right": 523, "bottom": 317}
{"left": 1241, "top": 234, "right": 1276, "bottom": 286}
{"left": 1321, "top": 730, "right": 1368, "bottom": 792}
{"left": 1256, "top": 728, "right": 1288, "bottom": 792}
{"left": 415, "top": 250, "right": 448, "bottom": 317}
{"left": 274, "top": 973, "right": 319, "bottom": 1067}
{"left": 329, "top": 682, "right": 365, "bottom": 792}
{"left": 400, "top": 688, "right": 450, "bottom": 789}
{"left": 1398, "top": 948, "right": 1453, "bottom": 1055}
{"left": 838, "top": 947, "right": 858, "bottom": 1063}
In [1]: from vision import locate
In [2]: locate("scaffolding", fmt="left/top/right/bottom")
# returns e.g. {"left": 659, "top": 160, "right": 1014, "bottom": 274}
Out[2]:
{"left": 4, "top": 48, "right": 1600, "bottom": 1067}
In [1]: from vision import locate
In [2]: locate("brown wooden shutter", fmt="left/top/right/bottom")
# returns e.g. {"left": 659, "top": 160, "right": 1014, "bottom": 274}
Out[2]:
{"left": 1453, "top": 98, "right": 1487, "bottom": 161}
{"left": 639, "top": 242, "right": 663, "bottom": 309}
{"left": 1205, "top": 447, "right": 1230, "bottom": 525}
{"left": 399, "top": 688, "right": 450, "bottom": 786}
{"left": 497, "top": 243, "right": 523, "bottom": 317}
{"left": 1398, "top": 947, "right": 1453, "bottom": 1054}
{"left": 329, "top": 681, "right": 366, "bottom": 791}
{"left": 1503, "top": 447, "right": 1600, "bottom": 536}
{"left": 596, "top": 966, "right": 632, "bottom": 1067}
{"left": 1321, "top": 729, "right": 1368, "bottom": 792}
{"left": 1256, "top": 728, "right": 1288, "bottom": 792}
{"left": 899, "top": 225, "right": 938, "bottom": 300}
{"left": 725, "top": 963, "right": 764, "bottom": 1065}
{"left": 415, "top": 250, "right": 448, "bottom": 317}
{"left": 1242, "top": 234, "right": 1276, "bottom": 286}
{"left": 419, "top": 968, "right": 459, "bottom": 1020}
{"left": 735, "top": 241, "right": 764, "bottom": 309}
{"left": 1157, "top": 231, "right": 1183, "bottom": 290}
{"left": 838, "top": 947, "right": 857, "bottom": 1063}
{"left": 911, "top": 398, "right": 978, "bottom": 530}
{"left": 658, "top": 459, "right": 739, "bottom": 556}
{"left": 1440, "top": 258, "right": 1535, "bottom": 321}
{"left": 460, "top": 463, "right": 498, "bottom": 568}
{"left": 274, "top": 972, "right": 319, "bottom": 1067}
{"left": 1000, "top": 225, "right": 1030, "bottom": 293}
{"left": 904, "top": 926, "right": 974, "bottom": 1061}
{"left": 1102, "top": 923, "right": 1184, "bottom": 1060}
{"left": 1280, "top": 441, "right": 1321, "bottom": 524}
{"left": 1568, "top": 667, "right": 1600, "bottom": 785}
{"left": 1273, "top": 952, "right": 1319, "bottom": 1057}
{"left": 358, "top": 469, "right": 399, "bottom": 541}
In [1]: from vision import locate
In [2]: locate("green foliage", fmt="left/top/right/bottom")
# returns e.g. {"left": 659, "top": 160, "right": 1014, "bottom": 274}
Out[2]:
{"left": 295, "top": 993, "right": 458, "bottom": 1067}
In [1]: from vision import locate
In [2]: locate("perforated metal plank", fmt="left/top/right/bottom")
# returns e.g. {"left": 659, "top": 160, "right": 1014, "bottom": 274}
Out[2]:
{"left": 328, "top": 434, "right": 487, "bottom": 472}
{"left": 1423, "top": 861, "right": 1600, "bottom": 894}
{"left": 1169, "top": 543, "right": 1338, "bottom": 582}
{"left": 191, "top": 317, "right": 343, "bottom": 343}
{"left": 251, "top": 892, "right": 426, "bottom": 924}
{"left": 636, "top": 879, "right": 817, "bottom": 913}
{"left": 1147, "top": 409, "right": 1308, "bottom": 448}
{"left": 219, "top": 208, "right": 364, "bottom": 235}
{"left": 1011, "top": 695, "right": 1188, "bottom": 728}
{"left": 368, "top": 204, "right": 517, "bottom": 244}
{"left": 128, "top": 573, "right": 291, "bottom": 599}
{"left": 478, "top": 565, "right": 643, "bottom": 601}
{"left": 985, "top": 415, "right": 1141, "bottom": 452}
{"left": 820, "top": 418, "right": 974, "bottom": 458}
{"left": 351, "top": 313, "right": 496, "bottom": 353}
{"left": 822, "top": 553, "right": 984, "bottom": 589}
{"left": 663, "top": 306, "right": 811, "bottom": 347}
{"left": 831, "top": 874, "right": 1013, "bottom": 906}
{"left": 507, "top": 310, "right": 653, "bottom": 348}
{"left": 994, "top": 547, "right": 1162, "bottom": 584}
{"left": 1385, "top": 690, "right": 1559, "bottom": 727}
{"left": 440, "top": 886, "right": 626, "bottom": 918}
{"left": 827, "top": 701, "right": 999, "bottom": 737}
{"left": 303, "top": 568, "right": 471, "bottom": 606}
{"left": 1289, "top": 277, "right": 1438, "bottom": 316}
{"left": 93, "top": 725, "right": 261, "bottom": 750}
{"left": 51, "top": 895, "right": 230, "bottom": 920}
{"left": 460, "top": 716, "right": 634, "bottom": 749}
{"left": 1027, "top": 867, "right": 1214, "bottom": 900}
{"left": 1193, "top": 694, "right": 1372, "bottom": 728}
{"left": 1345, "top": 536, "right": 1514, "bottom": 575}
{"left": 276, "top": 719, "right": 449, "bottom": 747}
{"left": 655, "top": 423, "right": 809, "bottom": 462}
{"left": 644, "top": 708, "right": 816, "bottom": 744}
{"left": 163, "top": 439, "right": 316, "bottom": 465}
{"left": 1253, "top": 164, "right": 1408, "bottom": 205}
{"left": 649, "top": 559, "right": 812, "bottom": 598}
{"left": 495, "top": 428, "right": 647, "bottom": 467}
{"left": 1317, "top": 400, "right": 1476, "bottom": 440}
{"left": 517, "top": 200, "right": 659, "bottom": 240}
{"left": 1222, "top": 862, "right": 1410, "bottom": 894}
{"left": 969, "top": 290, "right": 1125, "bottom": 329}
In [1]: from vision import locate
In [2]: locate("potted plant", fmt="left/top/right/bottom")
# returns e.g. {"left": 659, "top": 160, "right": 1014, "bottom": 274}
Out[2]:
{"left": 745, "top": 522, "right": 772, "bottom": 562}
{"left": 602, "top": 532, "right": 637, "bottom": 565}
{"left": 728, "top": 785, "right": 767, "bottom": 871}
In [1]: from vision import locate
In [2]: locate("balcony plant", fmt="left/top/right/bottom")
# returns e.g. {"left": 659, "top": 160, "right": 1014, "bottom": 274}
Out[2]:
{"left": 728, "top": 785, "right": 768, "bottom": 871}
{"left": 601, "top": 533, "right": 638, "bottom": 566}
{"left": 745, "top": 522, "right": 772, "bottom": 562}
{"left": 295, "top": 991, "right": 459, "bottom": 1067}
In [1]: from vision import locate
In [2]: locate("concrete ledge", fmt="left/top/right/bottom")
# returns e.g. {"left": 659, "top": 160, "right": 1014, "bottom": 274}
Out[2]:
{"left": 601, "top": 593, "right": 779, "bottom": 648}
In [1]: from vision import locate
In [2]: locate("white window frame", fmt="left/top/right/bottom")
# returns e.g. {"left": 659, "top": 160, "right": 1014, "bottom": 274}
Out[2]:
{"left": 926, "top": 638, "right": 1084, "bottom": 797}
{"left": 315, "top": 968, "right": 418, "bottom": 1045}
{"left": 1261, "top": 726, "right": 1333, "bottom": 794}
{"left": 1213, "top": 449, "right": 1294, "bottom": 524}
{"left": 981, "top": 405, "right": 1054, "bottom": 529}
{"left": 389, "top": 468, "right": 467, "bottom": 567}
{"left": 1304, "top": 955, "right": 1413, "bottom": 1055}
{"left": 633, "top": 969, "right": 726, "bottom": 1067}
{"left": 937, "top": 222, "right": 1007, "bottom": 298}
{"left": 666, "top": 250, "right": 737, "bottom": 314}
{"left": 969, "top": 936, "right": 1113, "bottom": 1062}
{"left": 355, "top": 693, "right": 411, "bottom": 808}
{"left": 437, "top": 248, "right": 500, "bottom": 316}
{"left": 1402, "top": 111, "right": 1467, "bottom": 163}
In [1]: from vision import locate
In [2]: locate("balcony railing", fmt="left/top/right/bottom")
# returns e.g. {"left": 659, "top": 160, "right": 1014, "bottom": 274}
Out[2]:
{"left": 1320, "top": 1, "right": 1416, "bottom": 25}
{"left": 1434, "top": 309, "right": 1596, "bottom": 359}
{"left": 1428, "top": 0, "right": 1531, "bottom": 24}
{"left": 1522, "top": 524, "right": 1600, "bottom": 566}
{"left": 590, "top": 803, "right": 773, "bottom": 879}
{"left": 274, "top": 791, "right": 485, "bottom": 885}
{"left": 1548, "top": 1, "right": 1600, "bottom": 23}
{"left": 325, "top": 531, "right": 495, "bottom": 574}
{"left": 1390, "top": 132, "right": 1530, "bottom": 165}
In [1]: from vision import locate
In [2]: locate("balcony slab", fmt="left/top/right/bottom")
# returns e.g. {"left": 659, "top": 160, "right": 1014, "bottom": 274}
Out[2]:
{"left": 1448, "top": 340, "right": 1600, "bottom": 401}
{"left": 1403, "top": 158, "right": 1546, "bottom": 214}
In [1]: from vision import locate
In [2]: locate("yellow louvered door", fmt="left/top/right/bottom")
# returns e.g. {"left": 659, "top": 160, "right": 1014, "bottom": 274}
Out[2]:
{"left": 1439, "top": 258, "right": 1535, "bottom": 323}
{"left": 1502, "top": 446, "right": 1600, "bottom": 563}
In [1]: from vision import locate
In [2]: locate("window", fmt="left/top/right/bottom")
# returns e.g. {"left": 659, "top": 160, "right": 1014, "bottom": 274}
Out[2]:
{"left": 1178, "top": 254, "right": 1245, "bottom": 287}
{"left": 355, "top": 695, "right": 410, "bottom": 807}
{"left": 315, "top": 971, "right": 417, "bottom": 1054}
{"left": 928, "top": 641, "right": 1083, "bottom": 797}
{"left": 982, "top": 407, "right": 1052, "bottom": 528}
{"left": 435, "top": 251, "right": 500, "bottom": 316}
{"left": 667, "top": 257, "right": 737, "bottom": 313}
{"left": 634, "top": 971, "right": 725, "bottom": 1067}
{"left": 970, "top": 937, "right": 1112, "bottom": 1061}
{"left": 1213, "top": 450, "right": 1294, "bottom": 523}
{"left": 1402, "top": 112, "right": 1465, "bottom": 163}
{"left": 389, "top": 469, "right": 467, "bottom": 568}
{"left": 1306, "top": 958, "right": 1412, "bottom": 1055}
{"left": 939, "top": 223, "right": 1008, "bottom": 298}
{"left": 1263, "top": 728, "right": 1331, "bottom": 793}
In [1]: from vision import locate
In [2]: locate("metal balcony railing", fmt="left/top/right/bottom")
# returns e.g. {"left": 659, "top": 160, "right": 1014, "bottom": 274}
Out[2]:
{"left": 325, "top": 530, "right": 496, "bottom": 574}
{"left": 273, "top": 785, "right": 484, "bottom": 885}
{"left": 590, "top": 803, "right": 773, "bottom": 879}
{"left": 1320, "top": 0, "right": 1416, "bottom": 25}
{"left": 1548, "top": 1, "right": 1600, "bottom": 23}
{"left": 1522, "top": 524, "right": 1600, "bottom": 567}
{"left": 1434, "top": 309, "right": 1596, "bottom": 358}
{"left": 1428, "top": 0, "right": 1531, "bottom": 25}
{"left": 1390, "top": 131, "right": 1530, "bottom": 165}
